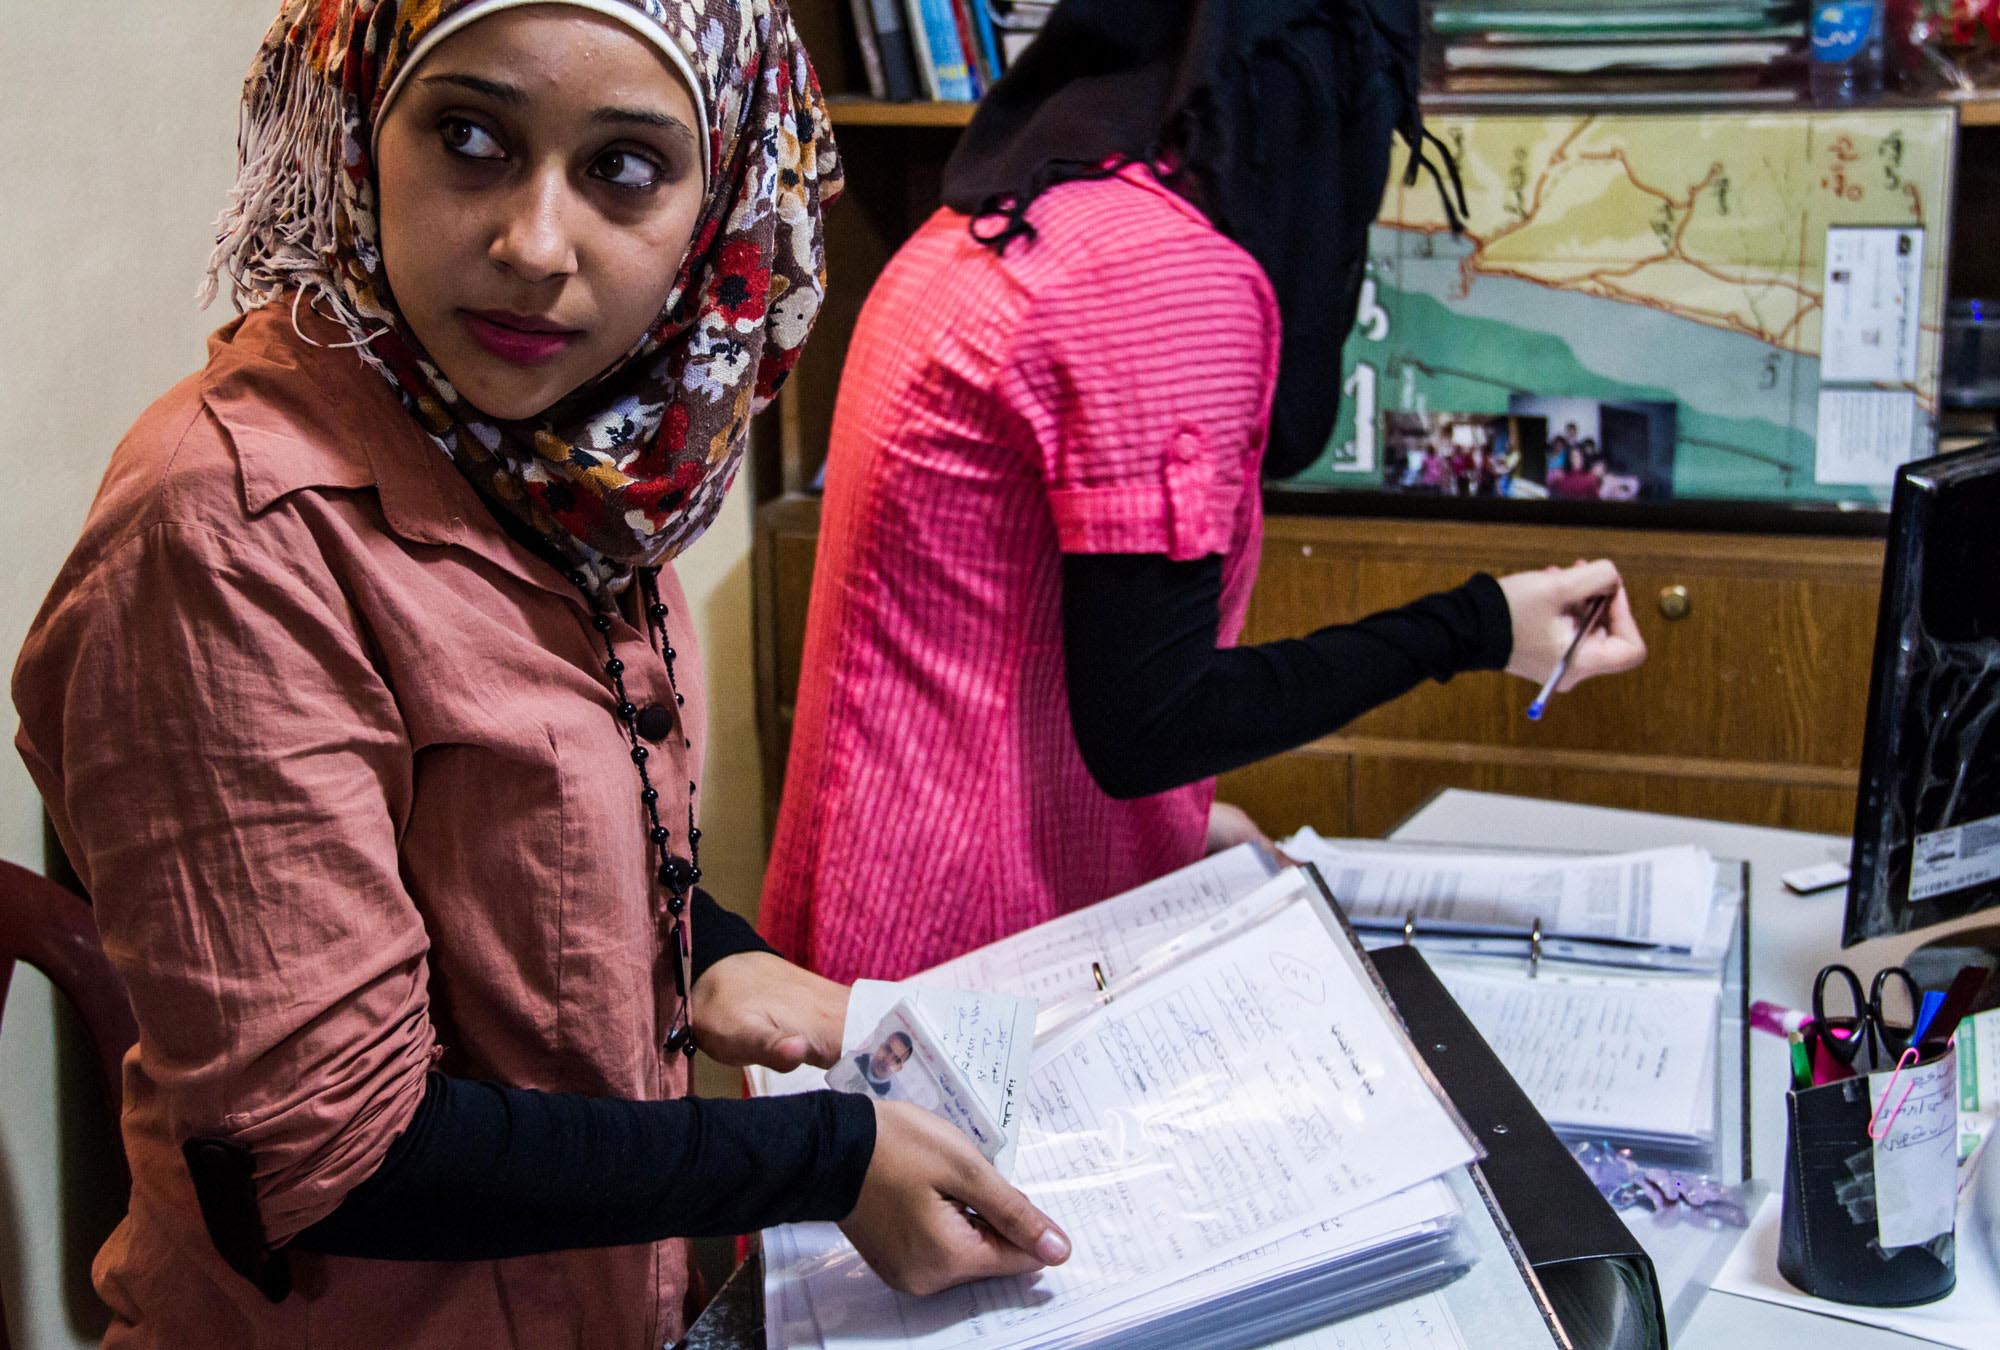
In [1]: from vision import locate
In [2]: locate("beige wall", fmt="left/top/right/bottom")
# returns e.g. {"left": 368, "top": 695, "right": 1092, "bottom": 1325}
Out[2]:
{"left": 0, "top": 4, "right": 770, "bottom": 1346}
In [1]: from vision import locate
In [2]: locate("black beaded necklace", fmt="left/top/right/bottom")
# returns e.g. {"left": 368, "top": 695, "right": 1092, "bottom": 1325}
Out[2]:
{"left": 570, "top": 565, "right": 702, "bottom": 1058}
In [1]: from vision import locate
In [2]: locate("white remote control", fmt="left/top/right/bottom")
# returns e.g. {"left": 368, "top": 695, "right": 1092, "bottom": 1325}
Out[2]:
{"left": 1781, "top": 861, "right": 1850, "bottom": 895}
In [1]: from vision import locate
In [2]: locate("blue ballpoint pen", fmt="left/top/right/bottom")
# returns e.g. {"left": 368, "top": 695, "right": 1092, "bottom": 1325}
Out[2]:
{"left": 1526, "top": 592, "right": 1611, "bottom": 722}
{"left": 1907, "top": 990, "right": 1946, "bottom": 1050}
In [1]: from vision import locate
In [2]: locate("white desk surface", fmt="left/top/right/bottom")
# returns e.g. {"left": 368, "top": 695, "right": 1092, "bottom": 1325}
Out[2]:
{"left": 1391, "top": 789, "right": 1995, "bottom": 1350}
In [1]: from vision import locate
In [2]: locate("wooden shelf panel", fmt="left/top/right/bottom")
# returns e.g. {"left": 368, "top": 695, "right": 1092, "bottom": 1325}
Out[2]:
{"left": 826, "top": 98, "right": 977, "bottom": 128}
{"left": 822, "top": 93, "right": 2000, "bottom": 128}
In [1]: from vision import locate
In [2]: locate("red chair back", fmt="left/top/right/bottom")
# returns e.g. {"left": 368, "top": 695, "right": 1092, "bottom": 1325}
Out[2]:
{"left": 1, "top": 858, "right": 140, "bottom": 1350}
{"left": 0, "top": 858, "right": 137, "bottom": 1185}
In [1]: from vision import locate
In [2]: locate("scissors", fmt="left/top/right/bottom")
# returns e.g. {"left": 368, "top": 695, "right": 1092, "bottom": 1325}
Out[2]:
{"left": 1810, "top": 963, "right": 1921, "bottom": 1074}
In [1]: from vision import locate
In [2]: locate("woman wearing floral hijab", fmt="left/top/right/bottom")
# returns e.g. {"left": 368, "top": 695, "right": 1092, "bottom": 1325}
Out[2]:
{"left": 12, "top": 2, "right": 1066, "bottom": 1345}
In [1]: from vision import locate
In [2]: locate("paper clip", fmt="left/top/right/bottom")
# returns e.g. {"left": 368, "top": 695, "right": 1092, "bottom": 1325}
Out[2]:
{"left": 1090, "top": 961, "right": 1111, "bottom": 1004}
{"left": 1866, "top": 1046, "right": 1922, "bottom": 1140}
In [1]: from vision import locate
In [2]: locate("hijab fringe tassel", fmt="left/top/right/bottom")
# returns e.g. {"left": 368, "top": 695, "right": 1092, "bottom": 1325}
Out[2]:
{"left": 200, "top": 43, "right": 388, "bottom": 354}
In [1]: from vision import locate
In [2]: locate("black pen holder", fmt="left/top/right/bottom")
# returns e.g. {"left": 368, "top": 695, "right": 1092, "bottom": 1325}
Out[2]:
{"left": 1777, "top": 1040, "right": 1956, "bottom": 1307}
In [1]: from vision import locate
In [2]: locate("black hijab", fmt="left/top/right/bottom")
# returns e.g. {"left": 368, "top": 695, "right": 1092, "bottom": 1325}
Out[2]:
{"left": 941, "top": 0, "right": 1460, "bottom": 479}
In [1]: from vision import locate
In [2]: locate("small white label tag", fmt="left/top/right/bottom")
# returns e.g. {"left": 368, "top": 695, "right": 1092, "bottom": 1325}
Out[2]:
{"left": 1911, "top": 810, "right": 2000, "bottom": 901}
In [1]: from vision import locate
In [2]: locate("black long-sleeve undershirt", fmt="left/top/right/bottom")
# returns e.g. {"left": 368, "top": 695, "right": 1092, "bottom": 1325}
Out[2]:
{"left": 1062, "top": 553, "right": 1512, "bottom": 800}
{"left": 292, "top": 1074, "right": 873, "bottom": 1259}
{"left": 288, "top": 890, "right": 873, "bottom": 1259}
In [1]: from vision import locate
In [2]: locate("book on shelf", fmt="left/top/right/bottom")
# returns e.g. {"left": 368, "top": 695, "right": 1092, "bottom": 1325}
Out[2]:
{"left": 849, "top": 0, "right": 924, "bottom": 101}
{"left": 904, "top": 0, "right": 980, "bottom": 101}
{"left": 946, "top": 0, "right": 1002, "bottom": 87}
{"left": 948, "top": 0, "right": 988, "bottom": 93}
{"left": 846, "top": 0, "right": 887, "bottom": 99}
{"left": 987, "top": 0, "right": 1052, "bottom": 29}
{"left": 966, "top": 0, "right": 1005, "bottom": 83}
{"left": 845, "top": 0, "right": 1044, "bottom": 104}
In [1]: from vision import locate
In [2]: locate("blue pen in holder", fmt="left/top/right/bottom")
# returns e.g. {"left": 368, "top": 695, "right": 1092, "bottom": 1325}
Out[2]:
{"left": 1777, "top": 1038, "right": 1957, "bottom": 1306}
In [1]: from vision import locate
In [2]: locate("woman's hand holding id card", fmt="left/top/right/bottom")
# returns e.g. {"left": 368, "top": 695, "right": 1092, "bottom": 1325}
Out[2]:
{"left": 826, "top": 982, "right": 1036, "bottom": 1174}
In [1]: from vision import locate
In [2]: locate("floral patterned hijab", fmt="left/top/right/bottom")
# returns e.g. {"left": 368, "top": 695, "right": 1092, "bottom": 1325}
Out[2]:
{"left": 204, "top": 0, "right": 840, "bottom": 588}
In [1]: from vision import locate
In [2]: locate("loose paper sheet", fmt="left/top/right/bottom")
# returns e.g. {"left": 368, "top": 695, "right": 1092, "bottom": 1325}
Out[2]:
{"left": 1814, "top": 388, "right": 1917, "bottom": 487}
{"left": 1820, "top": 226, "right": 1924, "bottom": 384}
{"left": 1713, "top": 1191, "right": 2000, "bottom": 1350}
{"left": 1870, "top": 1052, "right": 1958, "bottom": 1249}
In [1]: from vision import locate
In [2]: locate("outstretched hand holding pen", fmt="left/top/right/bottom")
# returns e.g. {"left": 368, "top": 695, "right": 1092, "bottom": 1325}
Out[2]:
{"left": 1497, "top": 560, "right": 1648, "bottom": 716}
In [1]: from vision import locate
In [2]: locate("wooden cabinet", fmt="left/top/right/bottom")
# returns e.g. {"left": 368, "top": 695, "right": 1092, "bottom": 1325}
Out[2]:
{"left": 1229, "top": 517, "right": 1882, "bottom": 837}
{"left": 754, "top": 498, "right": 1884, "bottom": 837}
{"left": 752, "top": 494, "right": 823, "bottom": 831}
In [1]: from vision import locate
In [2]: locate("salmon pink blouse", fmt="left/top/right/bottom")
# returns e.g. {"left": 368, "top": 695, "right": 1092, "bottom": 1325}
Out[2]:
{"left": 14, "top": 306, "right": 706, "bottom": 1348}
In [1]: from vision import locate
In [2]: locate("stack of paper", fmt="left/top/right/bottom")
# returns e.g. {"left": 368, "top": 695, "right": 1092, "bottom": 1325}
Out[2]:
{"left": 1426, "top": 0, "right": 1808, "bottom": 99}
{"left": 1281, "top": 831, "right": 1732, "bottom": 971}
{"left": 1431, "top": 965, "right": 1720, "bottom": 1157}
{"left": 761, "top": 868, "right": 1486, "bottom": 1350}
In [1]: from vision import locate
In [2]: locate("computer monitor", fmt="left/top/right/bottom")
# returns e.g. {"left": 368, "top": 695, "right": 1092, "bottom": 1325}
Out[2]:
{"left": 1845, "top": 441, "right": 2000, "bottom": 984}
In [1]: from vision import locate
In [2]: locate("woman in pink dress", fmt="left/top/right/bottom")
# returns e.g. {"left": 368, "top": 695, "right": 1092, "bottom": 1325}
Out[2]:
{"left": 760, "top": 0, "right": 1648, "bottom": 984}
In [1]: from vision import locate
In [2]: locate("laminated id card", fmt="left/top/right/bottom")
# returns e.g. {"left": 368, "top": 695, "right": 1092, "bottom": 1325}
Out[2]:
{"left": 826, "top": 999, "right": 1008, "bottom": 1163}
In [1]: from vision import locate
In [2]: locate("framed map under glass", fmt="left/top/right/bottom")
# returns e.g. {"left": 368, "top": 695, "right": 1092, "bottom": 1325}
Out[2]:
{"left": 1283, "top": 106, "right": 1957, "bottom": 529}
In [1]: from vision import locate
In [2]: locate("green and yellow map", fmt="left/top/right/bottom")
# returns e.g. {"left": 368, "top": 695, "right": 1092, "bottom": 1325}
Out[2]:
{"left": 1302, "top": 107, "right": 1956, "bottom": 502}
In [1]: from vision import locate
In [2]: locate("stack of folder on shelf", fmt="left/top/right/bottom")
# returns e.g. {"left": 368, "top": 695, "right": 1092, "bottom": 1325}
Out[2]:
{"left": 1283, "top": 830, "right": 1746, "bottom": 1168}
{"left": 987, "top": 0, "right": 1052, "bottom": 68}
{"left": 846, "top": 0, "right": 1043, "bottom": 102}
{"left": 753, "top": 849, "right": 1666, "bottom": 1349}
{"left": 1427, "top": 0, "right": 1810, "bottom": 101}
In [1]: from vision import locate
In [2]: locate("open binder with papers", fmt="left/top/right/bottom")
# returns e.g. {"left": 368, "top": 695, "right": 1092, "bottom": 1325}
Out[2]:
{"left": 1282, "top": 832, "right": 1749, "bottom": 1172}
{"left": 753, "top": 848, "right": 1661, "bottom": 1350}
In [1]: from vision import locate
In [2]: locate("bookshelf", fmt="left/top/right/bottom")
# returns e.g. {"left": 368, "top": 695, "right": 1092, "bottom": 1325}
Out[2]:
{"left": 752, "top": 0, "right": 2000, "bottom": 835}
{"left": 824, "top": 90, "right": 2000, "bottom": 126}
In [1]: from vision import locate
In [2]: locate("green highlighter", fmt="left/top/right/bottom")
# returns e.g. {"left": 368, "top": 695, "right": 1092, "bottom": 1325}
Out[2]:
{"left": 1788, "top": 1031, "right": 1812, "bottom": 1091}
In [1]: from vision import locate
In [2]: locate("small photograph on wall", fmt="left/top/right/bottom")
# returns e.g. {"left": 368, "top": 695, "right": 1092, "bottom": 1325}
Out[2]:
{"left": 1505, "top": 396, "right": 1678, "bottom": 503}
{"left": 1382, "top": 412, "right": 1534, "bottom": 498}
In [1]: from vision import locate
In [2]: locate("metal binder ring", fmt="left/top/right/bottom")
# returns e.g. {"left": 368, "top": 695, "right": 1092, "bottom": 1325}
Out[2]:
{"left": 1529, "top": 917, "right": 1543, "bottom": 980}
{"left": 1403, "top": 912, "right": 1417, "bottom": 945}
{"left": 1091, "top": 961, "right": 1110, "bottom": 1002}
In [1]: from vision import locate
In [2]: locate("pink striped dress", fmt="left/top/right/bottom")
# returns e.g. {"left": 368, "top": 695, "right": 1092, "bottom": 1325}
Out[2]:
{"left": 759, "top": 163, "right": 1280, "bottom": 983}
